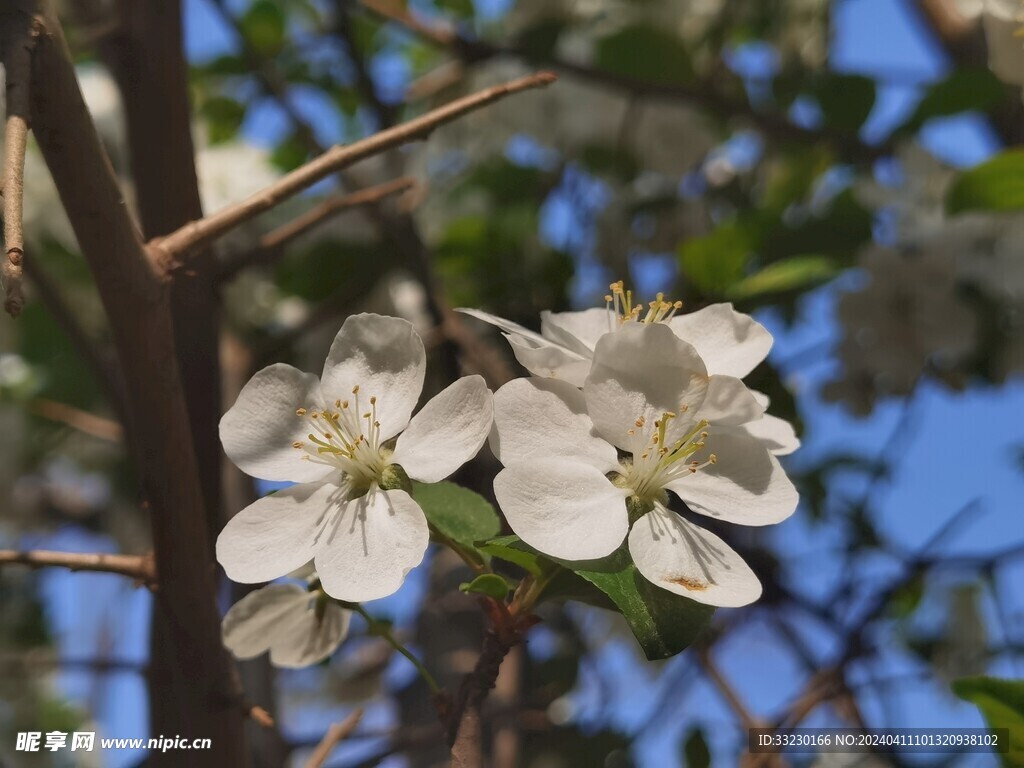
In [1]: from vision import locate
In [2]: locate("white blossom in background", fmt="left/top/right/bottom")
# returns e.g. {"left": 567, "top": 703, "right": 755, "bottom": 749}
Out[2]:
{"left": 824, "top": 246, "right": 979, "bottom": 412}
{"left": 195, "top": 140, "right": 282, "bottom": 215}
{"left": 217, "top": 313, "right": 493, "bottom": 602}
{"left": 490, "top": 322, "right": 799, "bottom": 607}
{"left": 222, "top": 573, "right": 351, "bottom": 668}
{"left": 460, "top": 283, "right": 798, "bottom": 455}
{"left": 983, "top": 0, "right": 1024, "bottom": 85}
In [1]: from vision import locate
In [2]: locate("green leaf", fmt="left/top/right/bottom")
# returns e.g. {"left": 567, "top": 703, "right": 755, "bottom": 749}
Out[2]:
{"left": 437, "top": 0, "right": 474, "bottom": 19}
{"left": 270, "top": 131, "right": 310, "bottom": 172}
{"left": 951, "top": 676, "right": 1024, "bottom": 766}
{"left": 946, "top": 150, "right": 1024, "bottom": 214}
{"left": 678, "top": 222, "right": 753, "bottom": 297}
{"left": 199, "top": 96, "right": 246, "bottom": 144}
{"left": 413, "top": 481, "right": 501, "bottom": 549}
{"left": 898, "top": 69, "right": 1005, "bottom": 136}
{"left": 726, "top": 255, "right": 838, "bottom": 300}
{"left": 573, "top": 549, "right": 715, "bottom": 660}
{"left": 517, "top": 18, "right": 567, "bottom": 61}
{"left": 477, "top": 535, "right": 545, "bottom": 576}
{"left": 595, "top": 25, "right": 693, "bottom": 86}
{"left": 240, "top": 0, "right": 286, "bottom": 57}
{"left": 814, "top": 74, "right": 875, "bottom": 131}
{"left": 459, "top": 573, "right": 511, "bottom": 599}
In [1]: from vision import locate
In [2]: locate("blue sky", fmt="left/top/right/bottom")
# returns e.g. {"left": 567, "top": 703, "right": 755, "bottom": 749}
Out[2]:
{"left": 25, "top": 1, "right": 1024, "bottom": 766}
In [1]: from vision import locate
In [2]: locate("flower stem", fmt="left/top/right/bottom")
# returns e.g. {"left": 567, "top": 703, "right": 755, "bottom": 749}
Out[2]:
{"left": 351, "top": 604, "right": 441, "bottom": 694}
{"left": 512, "top": 566, "right": 561, "bottom": 614}
{"left": 429, "top": 524, "right": 488, "bottom": 574}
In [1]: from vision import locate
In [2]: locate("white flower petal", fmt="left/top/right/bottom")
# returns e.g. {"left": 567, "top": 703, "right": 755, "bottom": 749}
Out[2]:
{"left": 506, "top": 334, "right": 591, "bottom": 386}
{"left": 315, "top": 489, "right": 429, "bottom": 602}
{"left": 699, "top": 375, "right": 766, "bottom": 426}
{"left": 456, "top": 307, "right": 552, "bottom": 347}
{"left": 493, "top": 458, "right": 629, "bottom": 561}
{"left": 665, "top": 431, "right": 798, "bottom": 526}
{"left": 321, "top": 313, "right": 426, "bottom": 441}
{"left": 269, "top": 600, "right": 352, "bottom": 668}
{"left": 217, "top": 482, "right": 336, "bottom": 583}
{"left": 222, "top": 584, "right": 309, "bottom": 659}
{"left": 490, "top": 378, "right": 619, "bottom": 473}
{"left": 628, "top": 504, "right": 762, "bottom": 607}
{"left": 669, "top": 303, "right": 772, "bottom": 378}
{"left": 220, "top": 363, "right": 332, "bottom": 483}
{"left": 392, "top": 375, "right": 493, "bottom": 483}
{"left": 540, "top": 308, "right": 610, "bottom": 355}
{"left": 585, "top": 323, "right": 709, "bottom": 450}
{"left": 736, "top": 415, "right": 800, "bottom": 456}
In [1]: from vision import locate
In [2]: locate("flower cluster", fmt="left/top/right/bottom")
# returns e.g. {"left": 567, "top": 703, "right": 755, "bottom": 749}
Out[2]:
{"left": 215, "top": 291, "right": 798, "bottom": 666}
{"left": 216, "top": 313, "right": 493, "bottom": 604}
{"left": 461, "top": 284, "right": 799, "bottom": 607}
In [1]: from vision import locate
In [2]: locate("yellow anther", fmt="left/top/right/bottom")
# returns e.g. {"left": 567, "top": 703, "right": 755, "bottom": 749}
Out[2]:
{"left": 341, "top": 400, "right": 349, "bottom": 409}
{"left": 335, "top": 399, "right": 341, "bottom": 407}
{"left": 311, "top": 411, "right": 319, "bottom": 419}
{"left": 369, "top": 395, "right": 377, "bottom": 405}
{"left": 292, "top": 441, "right": 303, "bottom": 449}
{"left": 352, "top": 385, "right": 360, "bottom": 394}
{"left": 635, "top": 417, "right": 645, "bottom": 428}
{"left": 709, "top": 454, "right": 718, "bottom": 464}
{"left": 295, "top": 407, "right": 307, "bottom": 416}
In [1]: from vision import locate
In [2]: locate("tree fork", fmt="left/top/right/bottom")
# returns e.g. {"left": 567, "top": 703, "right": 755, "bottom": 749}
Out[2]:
{"left": 20, "top": 2, "right": 246, "bottom": 763}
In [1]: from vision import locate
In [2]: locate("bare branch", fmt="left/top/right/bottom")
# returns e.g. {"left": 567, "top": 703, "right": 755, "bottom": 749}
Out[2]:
{"left": 150, "top": 72, "right": 557, "bottom": 268}
{"left": 218, "top": 176, "right": 417, "bottom": 280}
{"left": 29, "top": 398, "right": 124, "bottom": 442}
{"left": 1, "top": 11, "right": 36, "bottom": 318}
{"left": 0, "top": 549, "right": 156, "bottom": 587}
{"left": 306, "top": 708, "right": 365, "bottom": 768}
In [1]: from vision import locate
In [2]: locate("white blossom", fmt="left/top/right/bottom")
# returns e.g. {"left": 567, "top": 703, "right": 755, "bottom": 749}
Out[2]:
{"left": 222, "top": 576, "right": 350, "bottom": 668}
{"left": 216, "top": 313, "right": 493, "bottom": 602}
{"left": 490, "top": 323, "right": 798, "bottom": 607}
{"left": 460, "top": 284, "right": 797, "bottom": 455}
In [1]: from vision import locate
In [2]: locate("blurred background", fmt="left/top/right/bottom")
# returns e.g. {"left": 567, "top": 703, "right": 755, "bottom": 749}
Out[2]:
{"left": 1, "top": 0, "right": 1023, "bottom": 765}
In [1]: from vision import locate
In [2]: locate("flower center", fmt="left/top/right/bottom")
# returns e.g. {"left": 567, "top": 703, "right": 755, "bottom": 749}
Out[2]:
{"left": 604, "top": 280, "right": 683, "bottom": 330}
{"left": 291, "top": 385, "right": 389, "bottom": 490}
{"left": 619, "top": 411, "right": 717, "bottom": 502}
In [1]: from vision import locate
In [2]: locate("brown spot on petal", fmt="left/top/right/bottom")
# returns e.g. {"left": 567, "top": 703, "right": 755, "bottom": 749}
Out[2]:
{"left": 667, "top": 575, "right": 708, "bottom": 592}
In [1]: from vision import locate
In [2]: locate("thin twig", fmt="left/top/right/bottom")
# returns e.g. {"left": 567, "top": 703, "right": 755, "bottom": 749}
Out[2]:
{"left": 218, "top": 176, "right": 417, "bottom": 280}
{"left": 248, "top": 705, "right": 276, "bottom": 729}
{"left": 0, "top": 549, "right": 156, "bottom": 588}
{"left": 306, "top": 708, "right": 365, "bottom": 768}
{"left": 150, "top": 72, "right": 556, "bottom": 268}
{"left": 2, "top": 12, "right": 35, "bottom": 318}
{"left": 29, "top": 398, "right": 124, "bottom": 442}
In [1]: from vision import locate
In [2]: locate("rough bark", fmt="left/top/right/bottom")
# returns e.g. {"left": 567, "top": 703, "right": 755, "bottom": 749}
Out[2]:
{"left": 22, "top": 3, "right": 246, "bottom": 763}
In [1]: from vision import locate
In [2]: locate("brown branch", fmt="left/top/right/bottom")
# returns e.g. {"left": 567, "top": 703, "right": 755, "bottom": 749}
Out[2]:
{"left": 1, "top": 10, "right": 36, "bottom": 318}
{"left": 306, "top": 708, "right": 365, "bottom": 768}
{"left": 150, "top": 72, "right": 557, "bottom": 267}
{"left": 27, "top": 3, "right": 245, "bottom": 761}
{"left": 361, "top": 0, "right": 455, "bottom": 46}
{"left": 248, "top": 705, "right": 276, "bottom": 729}
{"left": 29, "top": 398, "right": 124, "bottom": 442}
{"left": 699, "top": 650, "right": 761, "bottom": 731}
{"left": 218, "top": 176, "right": 417, "bottom": 280}
{"left": 449, "top": 629, "right": 515, "bottom": 768}
{"left": 0, "top": 549, "right": 156, "bottom": 587}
